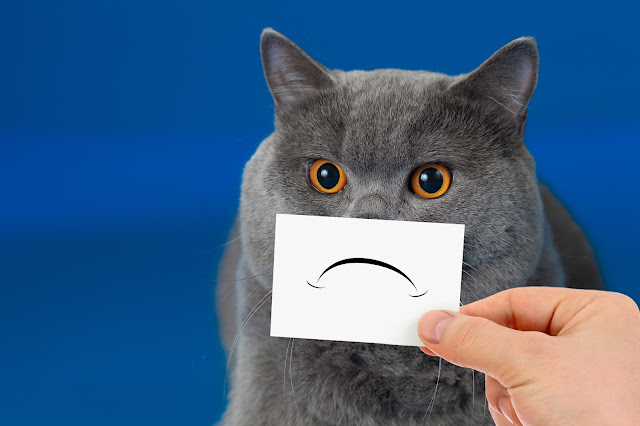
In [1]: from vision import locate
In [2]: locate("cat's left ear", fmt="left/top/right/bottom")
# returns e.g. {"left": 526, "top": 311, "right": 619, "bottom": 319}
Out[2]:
{"left": 260, "top": 28, "right": 335, "bottom": 105}
{"left": 451, "top": 37, "right": 539, "bottom": 129}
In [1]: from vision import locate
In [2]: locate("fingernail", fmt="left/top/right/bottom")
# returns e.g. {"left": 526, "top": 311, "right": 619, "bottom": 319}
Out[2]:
{"left": 418, "top": 311, "right": 454, "bottom": 344}
{"left": 499, "top": 397, "right": 514, "bottom": 424}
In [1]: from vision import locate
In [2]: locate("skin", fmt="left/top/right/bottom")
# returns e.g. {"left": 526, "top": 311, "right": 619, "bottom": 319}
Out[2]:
{"left": 418, "top": 287, "right": 640, "bottom": 425}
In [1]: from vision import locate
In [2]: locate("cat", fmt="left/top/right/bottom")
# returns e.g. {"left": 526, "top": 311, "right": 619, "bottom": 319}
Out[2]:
{"left": 216, "top": 28, "right": 603, "bottom": 425}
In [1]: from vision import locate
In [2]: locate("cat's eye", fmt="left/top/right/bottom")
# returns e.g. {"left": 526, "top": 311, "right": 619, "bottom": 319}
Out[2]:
{"left": 410, "top": 163, "right": 452, "bottom": 199}
{"left": 309, "top": 159, "right": 347, "bottom": 194}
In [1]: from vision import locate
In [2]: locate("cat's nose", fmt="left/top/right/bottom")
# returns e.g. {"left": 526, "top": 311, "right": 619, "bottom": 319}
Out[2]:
{"left": 346, "top": 193, "right": 395, "bottom": 220}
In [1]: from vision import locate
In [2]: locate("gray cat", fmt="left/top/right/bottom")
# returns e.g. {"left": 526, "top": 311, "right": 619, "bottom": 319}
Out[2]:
{"left": 216, "top": 28, "right": 603, "bottom": 425}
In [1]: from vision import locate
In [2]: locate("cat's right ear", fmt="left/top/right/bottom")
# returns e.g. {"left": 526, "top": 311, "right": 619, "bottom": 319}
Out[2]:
{"left": 449, "top": 37, "right": 539, "bottom": 125}
{"left": 260, "top": 28, "right": 335, "bottom": 106}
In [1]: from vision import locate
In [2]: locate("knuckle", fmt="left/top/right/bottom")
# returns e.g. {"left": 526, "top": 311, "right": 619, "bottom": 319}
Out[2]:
{"left": 601, "top": 292, "right": 639, "bottom": 315}
{"left": 614, "top": 293, "right": 638, "bottom": 311}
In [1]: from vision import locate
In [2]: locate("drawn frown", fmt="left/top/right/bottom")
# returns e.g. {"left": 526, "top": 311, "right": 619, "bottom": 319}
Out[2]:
{"left": 271, "top": 214, "right": 464, "bottom": 346}
{"left": 306, "top": 257, "right": 429, "bottom": 298}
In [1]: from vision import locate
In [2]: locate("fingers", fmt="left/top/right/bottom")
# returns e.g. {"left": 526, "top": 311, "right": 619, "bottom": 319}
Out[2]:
{"left": 485, "top": 375, "right": 508, "bottom": 415}
{"left": 489, "top": 404, "right": 515, "bottom": 426}
{"left": 419, "top": 346, "right": 437, "bottom": 356}
{"left": 499, "top": 397, "right": 521, "bottom": 426}
{"left": 460, "top": 286, "right": 600, "bottom": 335}
{"left": 418, "top": 310, "right": 545, "bottom": 383}
{"left": 486, "top": 375, "right": 522, "bottom": 425}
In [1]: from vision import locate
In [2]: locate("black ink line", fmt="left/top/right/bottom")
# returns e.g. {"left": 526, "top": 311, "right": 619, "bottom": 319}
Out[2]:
{"left": 317, "top": 258, "right": 416, "bottom": 291}
{"left": 307, "top": 257, "right": 428, "bottom": 297}
{"left": 409, "top": 289, "right": 429, "bottom": 298}
{"left": 306, "top": 280, "right": 325, "bottom": 289}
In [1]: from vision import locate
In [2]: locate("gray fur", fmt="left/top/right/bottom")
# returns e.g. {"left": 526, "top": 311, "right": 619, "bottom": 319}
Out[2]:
{"left": 216, "top": 28, "right": 603, "bottom": 425}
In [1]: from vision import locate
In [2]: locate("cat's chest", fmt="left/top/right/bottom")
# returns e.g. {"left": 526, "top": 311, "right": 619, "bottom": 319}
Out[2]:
{"left": 235, "top": 282, "right": 488, "bottom": 425}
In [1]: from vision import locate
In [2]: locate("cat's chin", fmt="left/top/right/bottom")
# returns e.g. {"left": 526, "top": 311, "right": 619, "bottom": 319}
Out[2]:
{"left": 279, "top": 338, "right": 443, "bottom": 378}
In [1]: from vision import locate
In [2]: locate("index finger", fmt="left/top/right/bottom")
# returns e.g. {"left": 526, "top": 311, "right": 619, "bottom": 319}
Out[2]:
{"left": 460, "top": 286, "right": 602, "bottom": 335}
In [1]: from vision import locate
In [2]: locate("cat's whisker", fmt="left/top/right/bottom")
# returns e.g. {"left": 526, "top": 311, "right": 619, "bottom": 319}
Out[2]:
{"left": 462, "top": 261, "right": 479, "bottom": 272}
{"left": 463, "top": 277, "right": 477, "bottom": 413}
{"left": 290, "top": 338, "right": 302, "bottom": 421}
{"left": 461, "top": 265, "right": 484, "bottom": 286}
{"left": 461, "top": 268, "right": 494, "bottom": 302}
{"left": 421, "top": 356, "right": 442, "bottom": 425}
{"left": 504, "top": 89, "right": 526, "bottom": 108}
{"left": 507, "top": 230, "right": 537, "bottom": 244}
{"left": 219, "top": 281, "right": 257, "bottom": 303}
{"left": 217, "top": 235, "right": 242, "bottom": 249}
{"left": 244, "top": 279, "right": 268, "bottom": 299}
{"left": 223, "top": 136, "right": 253, "bottom": 147}
{"left": 461, "top": 270, "right": 483, "bottom": 303}
{"left": 224, "top": 290, "right": 273, "bottom": 396}
{"left": 482, "top": 394, "right": 488, "bottom": 422}
{"left": 466, "top": 285, "right": 479, "bottom": 304}
{"left": 283, "top": 338, "right": 292, "bottom": 404}
{"left": 485, "top": 95, "right": 518, "bottom": 117}
{"left": 411, "top": 347, "right": 421, "bottom": 372}
{"left": 217, "top": 271, "right": 273, "bottom": 303}
{"left": 214, "top": 269, "right": 273, "bottom": 284}
{"left": 471, "top": 369, "right": 475, "bottom": 408}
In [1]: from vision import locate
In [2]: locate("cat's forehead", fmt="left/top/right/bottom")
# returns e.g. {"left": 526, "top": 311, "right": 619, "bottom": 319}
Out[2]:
{"left": 335, "top": 69, "right": 460, "bottom": 171}
{"left": 276, "top": 68, "right": 510, "bottom": 175}
{"left": 342, "top": 69, "right": 452, "bottom": 92}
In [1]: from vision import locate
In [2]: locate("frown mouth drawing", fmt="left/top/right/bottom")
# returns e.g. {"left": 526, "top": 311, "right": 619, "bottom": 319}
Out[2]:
{"left": 306, "top": 257, "right": 429, "bottom": 298}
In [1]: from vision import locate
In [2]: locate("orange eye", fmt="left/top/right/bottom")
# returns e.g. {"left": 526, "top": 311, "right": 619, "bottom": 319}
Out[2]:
{"left": 309, "top": 159, "right": 347, "bottom": 194}
{"left": 410, "top": 163, "right": 452, "bottom": 199}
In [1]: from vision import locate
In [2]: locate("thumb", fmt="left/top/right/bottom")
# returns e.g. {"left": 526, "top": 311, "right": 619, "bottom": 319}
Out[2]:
{"left": 418, "top": 310, "right": 538, "bottom": 383}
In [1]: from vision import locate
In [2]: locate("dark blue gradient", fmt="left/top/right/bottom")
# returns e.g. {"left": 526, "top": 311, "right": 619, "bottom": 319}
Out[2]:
{"left": 1, "top": 0, "right": 638, "bottom": 424}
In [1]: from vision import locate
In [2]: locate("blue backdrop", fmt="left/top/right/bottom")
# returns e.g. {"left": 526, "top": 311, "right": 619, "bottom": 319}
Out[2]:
{"left": 1, "top": 1, "right": 638, "bottom": 425}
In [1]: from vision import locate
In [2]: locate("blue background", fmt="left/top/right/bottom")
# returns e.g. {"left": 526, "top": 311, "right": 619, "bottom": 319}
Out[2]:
{"left": 1, "top": 1, "right": 638, "bottom": 424}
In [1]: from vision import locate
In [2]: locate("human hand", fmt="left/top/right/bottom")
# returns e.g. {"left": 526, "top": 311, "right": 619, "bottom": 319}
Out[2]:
{"left": 417, "top": 287, "right": 640, "bottom": 425}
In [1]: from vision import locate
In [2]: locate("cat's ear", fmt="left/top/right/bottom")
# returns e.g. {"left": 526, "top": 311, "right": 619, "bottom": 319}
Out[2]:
{"left": 451, "top": 37, "right": 539, "bottom": 121}
{"left": 260, "top": 28, "right": 335, "bottom": 105}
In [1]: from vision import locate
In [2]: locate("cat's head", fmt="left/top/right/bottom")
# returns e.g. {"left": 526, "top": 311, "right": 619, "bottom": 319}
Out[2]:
{"left": 240, "top": 29, "right": 545, "bottom": 301}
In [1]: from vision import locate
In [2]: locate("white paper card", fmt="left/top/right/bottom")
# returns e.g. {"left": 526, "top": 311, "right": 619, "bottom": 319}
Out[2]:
{"left": 270, "top": 214, "right": 464, "bottom": 347}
